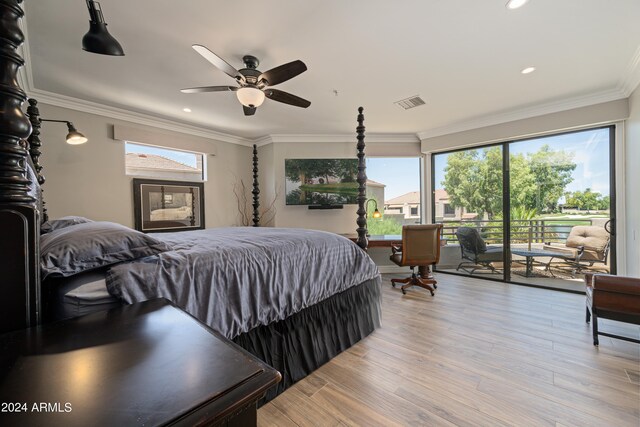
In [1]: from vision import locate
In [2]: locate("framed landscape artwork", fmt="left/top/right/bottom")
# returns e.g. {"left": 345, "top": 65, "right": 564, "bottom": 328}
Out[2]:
{"left": 133, "top": 178, "right": 205, "bottom": 232}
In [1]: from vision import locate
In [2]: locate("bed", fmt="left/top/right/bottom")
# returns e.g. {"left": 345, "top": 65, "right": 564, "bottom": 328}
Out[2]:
{"left": 40, "top": 222, "right": 381, "bottom": 401}
{"left": 0, "top": 9, "right": 378, "bottom": 401}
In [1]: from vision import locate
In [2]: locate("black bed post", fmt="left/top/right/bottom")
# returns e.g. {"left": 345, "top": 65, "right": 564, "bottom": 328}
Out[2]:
{"left": 355, "top": 107, "right": 368, "bottom": 250}
{"left": 0, "top": 0, "right": 40, "bottom": 333}
{"left": 27, "top": 98, "right": 47, "bottom": 222}
{"left": 252, "top": 144, "right": 260, "bottom": 227}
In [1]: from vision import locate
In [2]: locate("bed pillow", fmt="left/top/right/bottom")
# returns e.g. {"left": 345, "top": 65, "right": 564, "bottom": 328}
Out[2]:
{"left": 41, "top": 221, "right": 171, "bottom": 280}
{"left": 41, "top": 216, "right": 94, "bottom": 234}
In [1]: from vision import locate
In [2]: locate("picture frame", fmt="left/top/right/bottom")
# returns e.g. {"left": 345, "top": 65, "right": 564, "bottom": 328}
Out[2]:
{"left": 133, "top": 178, "right": 205, "bottom": 232}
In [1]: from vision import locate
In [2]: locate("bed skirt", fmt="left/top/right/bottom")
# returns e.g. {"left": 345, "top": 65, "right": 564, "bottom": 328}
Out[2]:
{"left": 232, "top": 276, "right": 382, "bottom": 404}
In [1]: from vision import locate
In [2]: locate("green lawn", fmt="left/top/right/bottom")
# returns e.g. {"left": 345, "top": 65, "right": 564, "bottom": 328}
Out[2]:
{"left": 299, "top": 182, "right": 359, "bottom": 196}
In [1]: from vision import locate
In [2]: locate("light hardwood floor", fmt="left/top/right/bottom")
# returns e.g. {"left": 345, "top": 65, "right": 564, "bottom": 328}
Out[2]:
{"left": 257, "top": 273, "right": 640, "bottom": 427}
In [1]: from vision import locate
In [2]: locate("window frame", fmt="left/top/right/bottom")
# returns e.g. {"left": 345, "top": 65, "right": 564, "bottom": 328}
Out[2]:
{"left": 124, "top": 141, "right": 207, "bottom": 182}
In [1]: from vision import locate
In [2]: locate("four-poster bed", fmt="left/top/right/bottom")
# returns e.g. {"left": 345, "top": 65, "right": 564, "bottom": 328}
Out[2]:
{"left": 0, "top": 0, "right": 377, "bottom": 403}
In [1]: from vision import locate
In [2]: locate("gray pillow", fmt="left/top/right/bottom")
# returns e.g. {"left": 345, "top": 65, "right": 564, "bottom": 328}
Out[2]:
{"left": 41, "top": 216, "right": 94, "bottom": 234}
{"left": 41, "top": 221, "right": 171, "bottom": 280}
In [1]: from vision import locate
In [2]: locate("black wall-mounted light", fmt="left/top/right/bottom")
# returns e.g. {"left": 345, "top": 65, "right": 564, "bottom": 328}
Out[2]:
{"left": 40, "top": 119, "right": 88, "bottom": 145}
{"left": 82, "top": 0, "right": 125, "bottom": 56}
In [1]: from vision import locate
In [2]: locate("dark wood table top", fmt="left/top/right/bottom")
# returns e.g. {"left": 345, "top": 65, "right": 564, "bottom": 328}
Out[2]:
{"left": 342, "top": 234, "right": 402, "bottom": 247}
{"left": 0, "top": 298, "right": 281, "bottom": 427}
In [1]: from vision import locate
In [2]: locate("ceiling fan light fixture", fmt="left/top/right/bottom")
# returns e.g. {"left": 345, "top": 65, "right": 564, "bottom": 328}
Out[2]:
{"left": 82, "top": 0, "right": 125, "bottom": 56}
{"left": 236, "top": 87, "right": 265, "bottom": 108}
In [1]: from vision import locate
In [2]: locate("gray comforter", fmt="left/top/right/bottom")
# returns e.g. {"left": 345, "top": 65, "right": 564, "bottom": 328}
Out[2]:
{"left": 106, "top": 227, "right": 380, "bottom": 339}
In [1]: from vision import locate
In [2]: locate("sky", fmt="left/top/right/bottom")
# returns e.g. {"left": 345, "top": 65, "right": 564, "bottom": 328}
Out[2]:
{"left": 367, "top": 158, "right": 421, "bottom": 200}
{"left": 433, "top": 127, "right": 611, "bottom": 198}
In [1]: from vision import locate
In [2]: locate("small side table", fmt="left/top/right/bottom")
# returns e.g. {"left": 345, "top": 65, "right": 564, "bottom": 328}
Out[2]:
{"left": 0, "top": 298, "right": 281, "bottom": 427}
{"left": 511, "top": 249, "right": 564, "bottom": 277}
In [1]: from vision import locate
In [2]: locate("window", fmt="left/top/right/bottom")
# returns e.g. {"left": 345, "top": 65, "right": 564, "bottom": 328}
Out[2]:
{"left": 125, "top": 142, "right": 205, "bottom": 181}
{"left": 444, "top": 203, "right": 455, "bottom": 216}
{"left": 366, "top": 157, "right": 422, "bottom": 234}
{"left": 431, "top": 126, "right": 615, "bottom": 292}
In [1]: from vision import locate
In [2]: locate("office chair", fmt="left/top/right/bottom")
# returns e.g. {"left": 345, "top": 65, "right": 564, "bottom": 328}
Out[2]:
{"left": 389, "top": 224, "right": 443, "bottom": 295}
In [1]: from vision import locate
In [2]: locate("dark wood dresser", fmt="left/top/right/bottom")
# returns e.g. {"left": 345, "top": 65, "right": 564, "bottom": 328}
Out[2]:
{"left": 0, "top": 298, "right": 281, "bottom": 426}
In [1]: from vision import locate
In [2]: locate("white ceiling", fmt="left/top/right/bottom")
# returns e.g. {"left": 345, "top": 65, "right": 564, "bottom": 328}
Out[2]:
{"left": 22, "top": 0, "right": 640, "bottom": 140}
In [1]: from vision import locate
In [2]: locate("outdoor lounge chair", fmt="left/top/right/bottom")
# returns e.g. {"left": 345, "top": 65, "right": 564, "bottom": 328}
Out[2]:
{"left": 455, "top": 227, "right": 503, "bottom": 275}
{"left": 543, "top": 225, "right": 610, "bottom": 277}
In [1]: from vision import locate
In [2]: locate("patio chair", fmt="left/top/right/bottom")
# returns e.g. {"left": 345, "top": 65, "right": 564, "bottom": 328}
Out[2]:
{"left": 454, "top": 227, "right": 503, "bottom": 275}
{"left": 543, "top": 225, "right": 610, "bottom": 277}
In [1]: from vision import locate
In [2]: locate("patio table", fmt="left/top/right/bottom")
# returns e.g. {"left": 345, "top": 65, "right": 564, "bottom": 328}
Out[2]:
{"left": 511, "top": 249, "right": 566, "bottom": 277}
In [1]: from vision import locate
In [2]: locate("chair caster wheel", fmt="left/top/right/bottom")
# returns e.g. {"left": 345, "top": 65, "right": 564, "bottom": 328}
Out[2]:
{"left": 430, "top": 291, "right": 435, "bottom": 296}
{"left": 433, "top": 284, "right": 438, "bottom": 289}
{"left": 391, "top": 283, "right": 396, "bottom": 288}
{"left": 401, "top": 289, "right": 406, "bottom": 295}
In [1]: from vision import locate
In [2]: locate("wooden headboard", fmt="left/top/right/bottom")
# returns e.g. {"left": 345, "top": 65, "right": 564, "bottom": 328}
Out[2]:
{"left": 0, "top": 0, "right": 41, "bottom": 333}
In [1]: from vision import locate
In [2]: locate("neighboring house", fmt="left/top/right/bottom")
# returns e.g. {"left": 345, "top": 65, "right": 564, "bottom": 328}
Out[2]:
{"left": 365, "top": 179, "right": 385, "bottom": 210}
{"left": 433, "top": 189, "right": 478, "bottom": 221}
{"left": 125, "top": 153, "right": 203, "bottom": 181}
{"left": 385, "top": 191, "right": 421, "bottom": 219}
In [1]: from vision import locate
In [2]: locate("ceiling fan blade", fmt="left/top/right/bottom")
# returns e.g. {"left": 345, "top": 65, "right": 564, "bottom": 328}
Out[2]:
{"left": 265, "top": 89, "right": 311, "bottom": 108}
{"left": 243, "top": 105, "right": 257, "bottom": 116}
{"left": 180, "top": 86, "right": 237, "bottom": 93}
{"left": 258, "top": 60, "right": 307, "bottom": 86}
{"left": 192, "top": 44, "right": 246, "bottom": 83}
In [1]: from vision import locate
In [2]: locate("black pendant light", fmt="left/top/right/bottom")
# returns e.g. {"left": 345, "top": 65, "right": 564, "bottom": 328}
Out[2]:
{"left": 82, "top": 0, "right": 125, "bottom": 56}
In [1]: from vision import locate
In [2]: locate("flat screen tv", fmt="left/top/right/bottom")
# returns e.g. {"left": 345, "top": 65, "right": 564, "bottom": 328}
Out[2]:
{"left": 285, "top": 158, "right": 359, "bottom": 206}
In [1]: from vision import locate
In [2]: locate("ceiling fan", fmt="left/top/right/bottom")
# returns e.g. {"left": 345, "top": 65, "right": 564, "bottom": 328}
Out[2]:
{"left": 181, "top": 45, "right": 311, "bottom": 116}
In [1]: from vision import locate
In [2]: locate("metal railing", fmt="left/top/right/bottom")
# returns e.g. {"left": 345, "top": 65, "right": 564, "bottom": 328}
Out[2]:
{"left": 440, "top": 219, "right": 594, "bottom": 249}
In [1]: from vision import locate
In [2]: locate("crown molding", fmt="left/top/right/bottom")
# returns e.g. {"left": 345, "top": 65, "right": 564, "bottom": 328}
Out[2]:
{"left": 267, "top": 133, "right": 420, "bottom": 144}
{"left": 26, "top": 88, "right": 254, "bottom": 146}
{"left": 417, "top": 88, "right": 627, "bottom": 140}
{"left": 619, "top": 44, "right": 640, "bottom": 96}
{"left": 253, "top": 135, "right": 273, "bottom": 147}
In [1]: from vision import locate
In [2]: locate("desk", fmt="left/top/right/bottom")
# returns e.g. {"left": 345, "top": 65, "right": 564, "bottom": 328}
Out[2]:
{"left": 343, "top": 234, "right": 401, "bottom": 247}
{"left": 343, "top": 234, "right": 434, "bottom": 279}
{"left": 0, "top": 298, "right": 281, "bottom": 427}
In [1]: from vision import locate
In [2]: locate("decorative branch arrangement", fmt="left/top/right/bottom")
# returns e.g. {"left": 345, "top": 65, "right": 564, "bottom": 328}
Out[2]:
{"left": 233, "top": 179, "right": 278, "bottom": 227}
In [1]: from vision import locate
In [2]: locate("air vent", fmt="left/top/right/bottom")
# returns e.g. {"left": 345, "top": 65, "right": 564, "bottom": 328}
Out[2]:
{"left": 394, "top": 95, "right": 426, "bottom": 110}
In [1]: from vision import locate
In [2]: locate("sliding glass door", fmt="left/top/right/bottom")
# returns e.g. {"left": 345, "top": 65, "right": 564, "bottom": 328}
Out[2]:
{"left": 432, "top": 126, "right": 615, "bottom": 292}
{"left": 508, "top": 127, "right": 615, "bottom": 291}
{"left": 432, "top": 145, "right": 505, "bottom": 281}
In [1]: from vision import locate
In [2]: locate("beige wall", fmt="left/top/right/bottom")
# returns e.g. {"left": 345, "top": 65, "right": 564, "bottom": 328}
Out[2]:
{"left": 261, "top": 141, "right": 359, "bottom": 233}
{"left": 37, "top": 103, "right": 252, "bottom": 228}
{"left": 625, "top": 88, "right": 640, "bottom": 277}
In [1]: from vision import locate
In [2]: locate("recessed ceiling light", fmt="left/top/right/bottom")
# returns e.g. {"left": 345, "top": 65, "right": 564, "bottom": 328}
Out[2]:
{"left": 183, "top": 107, "right": 192, "bottom": 113}
{"left": 506, "top": 0, "right": 529, "bottom": 10}
{"left": 521, "top": 67, "right": 536, "bottom": 74}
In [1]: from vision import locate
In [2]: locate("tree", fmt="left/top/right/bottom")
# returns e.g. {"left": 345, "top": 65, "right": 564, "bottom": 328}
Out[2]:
{"left": 442, "top": 145, "right": 577, "bottom": 218}
{"left": 443, "top": 149, "right": 497, "bottom": 218}
{"left": 564, "top": 189, "right": 609, "bottom": 211}
{"left": 527, "top": 145, "right": 576, "bottom": 212}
